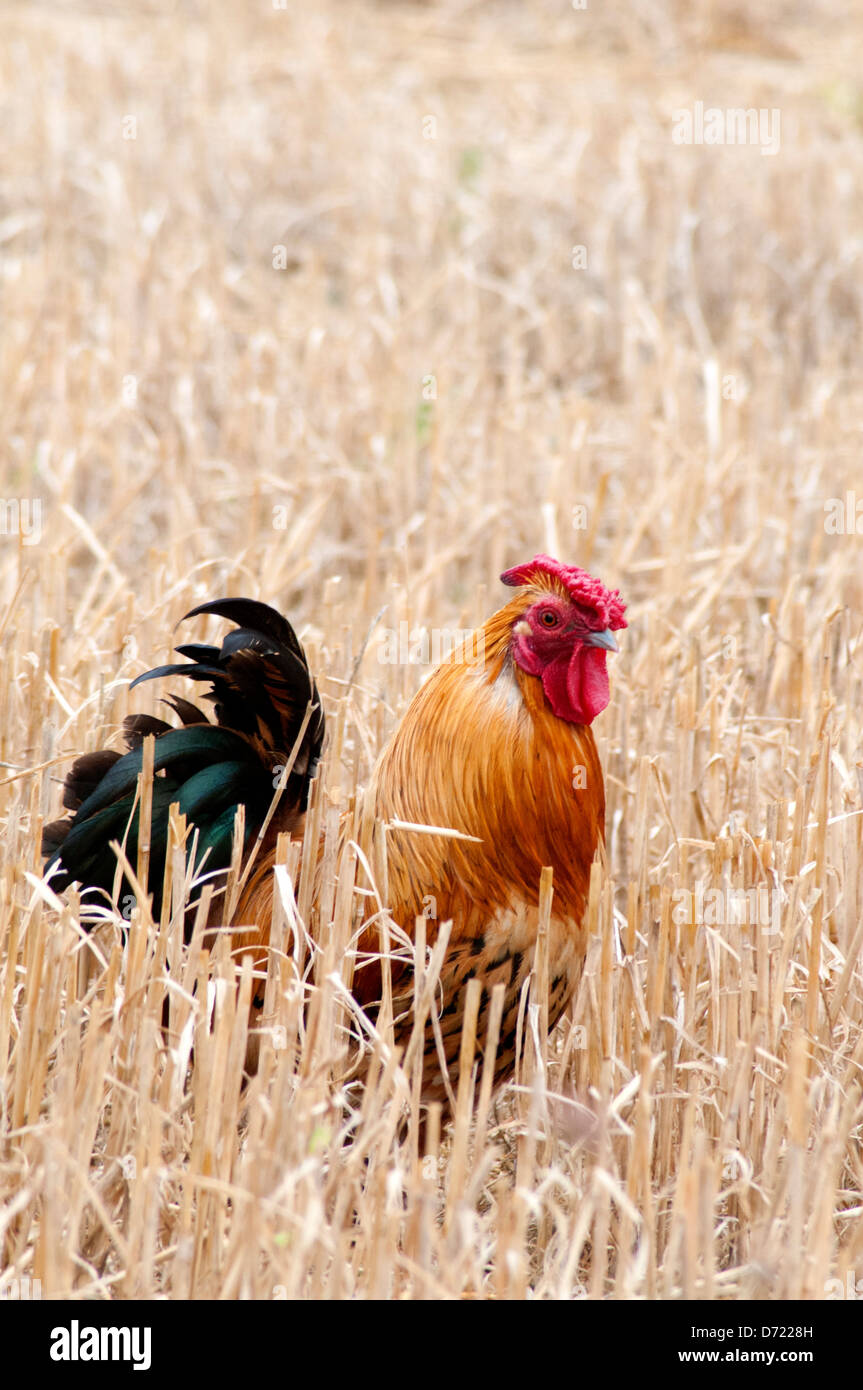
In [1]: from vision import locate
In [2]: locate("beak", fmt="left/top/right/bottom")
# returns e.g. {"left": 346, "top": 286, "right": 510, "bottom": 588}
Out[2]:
{"left": 585, "top": 627, "right": 619, "bottom": 653}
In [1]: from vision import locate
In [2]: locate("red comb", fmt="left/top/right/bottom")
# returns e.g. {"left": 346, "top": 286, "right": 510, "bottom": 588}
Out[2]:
{"left": 500, "top": 554, "right": 627, "bottom": 630}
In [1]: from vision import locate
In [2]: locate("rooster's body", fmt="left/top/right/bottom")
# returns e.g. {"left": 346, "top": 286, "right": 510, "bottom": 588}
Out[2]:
{"left": 44, "top": 556, "right": 625, "bottom": 1107}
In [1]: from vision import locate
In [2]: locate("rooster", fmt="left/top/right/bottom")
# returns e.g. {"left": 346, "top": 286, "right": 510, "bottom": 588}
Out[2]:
{"left": 43, "top": 555, "right": 626, "bottom": 1107}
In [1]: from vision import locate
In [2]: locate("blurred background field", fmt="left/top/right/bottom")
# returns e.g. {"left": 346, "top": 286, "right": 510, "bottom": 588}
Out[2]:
{"left": 1, "top": 0, "right": 862, "bottom": 1300}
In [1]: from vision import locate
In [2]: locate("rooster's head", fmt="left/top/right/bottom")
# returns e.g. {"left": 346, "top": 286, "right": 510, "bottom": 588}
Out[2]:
{"left": 500, "top": 553, "right": 626, "bottom": 726}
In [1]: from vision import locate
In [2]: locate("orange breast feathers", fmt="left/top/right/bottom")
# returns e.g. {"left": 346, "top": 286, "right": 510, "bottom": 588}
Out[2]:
{"left": 363, "top": 593, "right": 607, "bottom": 954}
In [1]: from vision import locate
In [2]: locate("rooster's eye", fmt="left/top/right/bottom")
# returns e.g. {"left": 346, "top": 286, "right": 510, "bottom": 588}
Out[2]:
{"left": 539, "top": 609, "right": 559, "bottom": 628}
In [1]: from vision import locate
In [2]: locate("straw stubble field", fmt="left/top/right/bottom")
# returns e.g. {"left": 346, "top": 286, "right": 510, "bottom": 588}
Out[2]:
{"left": 2, "top": 0, "right": 863, "bottom": 1300}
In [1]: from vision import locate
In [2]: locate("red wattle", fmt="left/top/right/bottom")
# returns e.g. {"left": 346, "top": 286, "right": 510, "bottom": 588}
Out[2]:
{"left": 537, "top": 646, "right": 610, "bottom": 725}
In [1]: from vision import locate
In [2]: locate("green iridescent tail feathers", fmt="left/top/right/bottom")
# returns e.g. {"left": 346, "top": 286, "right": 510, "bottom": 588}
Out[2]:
{"left": 42, "top": 598, "right": 325, "bottom": 925}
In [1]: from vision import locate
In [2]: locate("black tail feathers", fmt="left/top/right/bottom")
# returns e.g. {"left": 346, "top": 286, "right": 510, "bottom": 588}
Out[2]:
{"left": 42, "top": 597, "right": 325, "bottom": 926}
